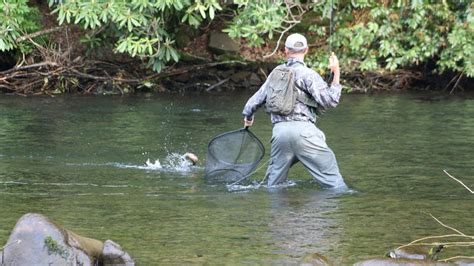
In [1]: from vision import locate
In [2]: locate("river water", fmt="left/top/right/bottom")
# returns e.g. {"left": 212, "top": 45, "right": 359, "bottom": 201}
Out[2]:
{"left": 0, "top": 92, "right": 473, "bottom": 265}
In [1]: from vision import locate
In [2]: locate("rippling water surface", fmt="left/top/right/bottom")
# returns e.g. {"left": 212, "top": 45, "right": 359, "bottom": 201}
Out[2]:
{"left": 0, "top": 92, "right": 473, "bottom": 264}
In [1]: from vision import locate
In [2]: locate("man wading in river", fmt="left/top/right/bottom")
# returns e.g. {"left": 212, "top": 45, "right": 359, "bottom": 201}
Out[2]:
{"left": 242, "top": 33, "right": 346, "bottom": 188}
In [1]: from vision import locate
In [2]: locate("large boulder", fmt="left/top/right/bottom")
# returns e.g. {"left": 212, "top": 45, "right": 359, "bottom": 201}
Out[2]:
{"left": 0, "top": 213, "right": 134, "bottom": 266}
{"left": 208, "top": 31, "right": 240, "bottom": 55}
{"left": 355, "top": 244, "right": 473, "bottom": 266}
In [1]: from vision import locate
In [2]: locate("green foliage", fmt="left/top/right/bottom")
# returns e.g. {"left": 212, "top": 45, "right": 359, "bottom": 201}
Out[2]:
{"left": 228, "top": 0, "right": 474, "bottom": 77}
{"left": 0, "top": 0, "right": 41, "bottom": 52}
{"left": 223, "top": 1, "right": 287, "bottom": 47}
{"left": 2, "top": 0, "right": 472, "bottom": 78}
{"left": 48, "top": 0, "right": 223, "bottom": 72}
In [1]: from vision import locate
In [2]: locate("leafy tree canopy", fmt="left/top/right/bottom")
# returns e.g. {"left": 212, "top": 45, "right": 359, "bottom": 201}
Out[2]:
{"left": 1, "top": 0, "right": 473, "bottom": 77}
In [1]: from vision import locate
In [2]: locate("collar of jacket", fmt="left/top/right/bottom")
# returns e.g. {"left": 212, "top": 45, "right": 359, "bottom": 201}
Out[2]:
{"left": 286, "top": 57, "right": 306, "bottom": 67}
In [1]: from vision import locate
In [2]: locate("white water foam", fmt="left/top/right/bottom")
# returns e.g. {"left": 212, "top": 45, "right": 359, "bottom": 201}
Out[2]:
{"left": 144, "top": 159, "right": 162, "bottom": 169}
{"left": 0, "top": 181, "right": 130, "bottom": 188}
{"left": 68, "top": 152, "right": 199, "bottom": 173}
{"left": 226, "top": 180, "right": 298, "bottom": 192}
{"left": 113, "top": 152, "right": 198, "bottom": 173}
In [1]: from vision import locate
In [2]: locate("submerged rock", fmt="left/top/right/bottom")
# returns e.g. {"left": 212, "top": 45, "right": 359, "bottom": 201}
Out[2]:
{"left": 355, "top": 244, "right": 474, "bottom": 266}
{"left": 298, "top": 252, "right": 332, "bottom": 265}
{"left": 0, "top": 213, "right": 134, "bottom": 266}
{"left": 354, "top": 258, "right": 454, "bottom": 266}
{"left": 103, "top": 240, "right": 135, "bottom": 265}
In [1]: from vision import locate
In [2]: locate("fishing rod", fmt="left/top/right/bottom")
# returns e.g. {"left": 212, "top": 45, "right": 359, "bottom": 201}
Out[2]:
{"left": 326, "top": 0, "right": 335, "bottom": 84}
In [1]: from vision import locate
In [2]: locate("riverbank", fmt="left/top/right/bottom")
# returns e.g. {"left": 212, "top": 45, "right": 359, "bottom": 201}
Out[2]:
{"left": 1, "top": 52, "right": 470, "bottom": 96}
{"left": 0, "top": 22, "right": 471, "bottom": 95}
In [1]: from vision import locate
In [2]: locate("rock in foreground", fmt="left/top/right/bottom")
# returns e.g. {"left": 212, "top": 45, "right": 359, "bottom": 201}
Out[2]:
{"left": 0, "top": 213, "right": 134, "bottom": 266}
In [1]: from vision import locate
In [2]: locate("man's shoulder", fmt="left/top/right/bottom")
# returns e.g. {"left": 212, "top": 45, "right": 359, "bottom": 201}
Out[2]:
{"left": 270, "top": 62, "right": 321, "bottom": 80}
{"left": 294, "top": 65, "right": 321, "bottom": 80}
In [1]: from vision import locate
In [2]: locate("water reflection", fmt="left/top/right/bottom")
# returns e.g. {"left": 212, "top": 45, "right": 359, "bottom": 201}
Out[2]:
{"left": 266, "top": 188, "right": 346, "bottom": 263}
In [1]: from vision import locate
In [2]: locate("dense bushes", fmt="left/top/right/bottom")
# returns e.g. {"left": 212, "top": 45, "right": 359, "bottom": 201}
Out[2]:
{"left": 1, "top": 0, "right": 472, "bottom": 78}
{"left": 227, "top": 0, "right": 473, "bottom": 77}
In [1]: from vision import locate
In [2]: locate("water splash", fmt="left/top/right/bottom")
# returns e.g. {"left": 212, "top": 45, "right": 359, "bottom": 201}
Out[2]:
{"left": 226, "top": 183, "right": 262, "bottom": 192}
{"left": 112, "top": 152, "right": 198, "bottom": 173}
{"left": 162, "top": 153, "right": 195, "bottom": 172}
{"left": 145, "top": 159, "right": 162, "bottom": 169}
{"left": 226, "top": 180, "right": 298, "bottom": 192}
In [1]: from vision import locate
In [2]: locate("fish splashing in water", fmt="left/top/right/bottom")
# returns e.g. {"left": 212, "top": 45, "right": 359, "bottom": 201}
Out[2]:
{"left": 144, "top": 153, "right": 197, "bottom": 172}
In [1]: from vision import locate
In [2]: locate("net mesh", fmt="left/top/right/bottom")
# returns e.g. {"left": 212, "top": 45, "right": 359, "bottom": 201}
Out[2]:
{"left": 204, "top": 128, "right": 265, "bottom": 183}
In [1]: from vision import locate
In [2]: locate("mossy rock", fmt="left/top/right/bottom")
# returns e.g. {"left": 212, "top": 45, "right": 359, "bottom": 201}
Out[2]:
{"left": 0, "top": 213, "right": 134, "bottom": 266}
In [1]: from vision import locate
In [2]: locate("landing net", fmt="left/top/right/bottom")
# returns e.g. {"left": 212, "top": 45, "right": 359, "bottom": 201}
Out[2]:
{"left": 204, "top": 128, "right": 265, "bottom": 183}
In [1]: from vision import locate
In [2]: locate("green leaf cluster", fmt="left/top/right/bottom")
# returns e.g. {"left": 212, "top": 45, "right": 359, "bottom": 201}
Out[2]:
{"left": 228, "top": 0, "right": 474, "bottom": 77}
{"left": 48, "top": 0, "right": 223, "bottom": 72}
{"left": 2, "top": 0, "right": 472, "bottom": 78}
{"left": 329, "top": 0, "right": 473, "bottom": 77}
{"left": 223, "top": 1, "right": 287, "bottom": 47}
{"left": 0, "top": 0, "right": 40, "bottom": 52}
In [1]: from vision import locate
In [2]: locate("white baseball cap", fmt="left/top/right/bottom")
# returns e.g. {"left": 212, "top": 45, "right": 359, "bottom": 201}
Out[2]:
{"left": 285, "top": 33, "right": 308, "bottom": 51}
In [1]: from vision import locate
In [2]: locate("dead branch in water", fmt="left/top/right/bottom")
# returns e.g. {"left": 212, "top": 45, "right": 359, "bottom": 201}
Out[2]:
{"left": 394, "top": 171, "right": 473, "bottom": 262}
{"left": 395, "top": 213, "right": 473, "bottom": 261}
{"left": 440, "top": 255, "right": 474, "bottom": 262}
{"left": 443, "top": 170, "right": 473, "bottom": 194}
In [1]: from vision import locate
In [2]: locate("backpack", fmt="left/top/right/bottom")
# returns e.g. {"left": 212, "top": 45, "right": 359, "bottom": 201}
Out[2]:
{"left": 265, "top": 64, "right": 318, "bottom": 116}
{"left": 265, "top": 65, "right": 298, "bottom": 115}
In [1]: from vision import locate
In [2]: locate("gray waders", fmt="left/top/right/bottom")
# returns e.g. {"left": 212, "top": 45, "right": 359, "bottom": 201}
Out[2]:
{"left": 265, "top": 121, "right": 346, "bottom": 188}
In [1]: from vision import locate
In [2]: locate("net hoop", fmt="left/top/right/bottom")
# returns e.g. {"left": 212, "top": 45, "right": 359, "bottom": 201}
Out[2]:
{"left": 204, "top": 128, "right": 265, "bottom": 183}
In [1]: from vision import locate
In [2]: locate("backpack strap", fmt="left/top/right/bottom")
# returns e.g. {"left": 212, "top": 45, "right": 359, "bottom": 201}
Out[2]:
{"left": 287, "top": 63, "right": 319, "bottom": 109}
{"left": 296, "top": 90, "right": 318, "bottom": 108}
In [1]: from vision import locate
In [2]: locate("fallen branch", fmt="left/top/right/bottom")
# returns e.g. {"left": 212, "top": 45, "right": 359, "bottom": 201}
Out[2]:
{"left": 395, "top": 213, "right": 473, "bottom": 260}
{"left": 0, "top": 57, "right": 249, "bottom": 94}
{"left": 206, "top": 78, "right": 229, "bottom": 92}
{"left": 16, "top": 27, "right": 64, "bottom": 43}
{"left": 449, "top": 72, "right": 464, "bottom": 95}
{"left": 429, "top": 213, "right": 470, "bottom": 237}
{"left": 440, "top": 255, "right": 474, "bottom": 262}
{"left": 443, "top": 170, "right": 473, "bottom": 194}
{"left": 0, "top": 61, "right": 58, "bottom": 75}
{"left": 68, "top": 69, "right": 141, "bottom": 84}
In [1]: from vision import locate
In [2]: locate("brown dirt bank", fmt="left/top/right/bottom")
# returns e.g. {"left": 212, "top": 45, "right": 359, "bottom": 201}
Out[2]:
{"left": 0, "top": 24, "right": 471, "bottom": 95}
{"left": 1, "top": 56, "right": 471, "bottom": 96}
